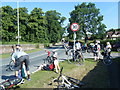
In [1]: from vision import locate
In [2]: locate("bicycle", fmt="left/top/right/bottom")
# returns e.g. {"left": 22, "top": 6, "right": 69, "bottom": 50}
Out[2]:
{"left": 0, "top": 78, "right": 24, "bottom": 90}
{"left": 74, "top": 50, "right": 85, "bottom": 65}
{"left": 44, "top": 56, "right": 53, "bottom": 64}
{"left": 101, "top": 51, "right": 113, "bottom": 65}
{"left": 44, "top": 51, "right": 56, "bottom": 64}
{"left": 6, "top": 60, "right": 15, "bottom": 71}
{"left": 67, "top": 49, "right": 85, "bottom": 65}
{"left": 51, "top": 67, "right": 85, "bottom": 89}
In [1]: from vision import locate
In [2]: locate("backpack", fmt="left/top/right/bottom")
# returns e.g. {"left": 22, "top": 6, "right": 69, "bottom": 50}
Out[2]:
{"left": 49, "top": 64, "right": 55, "bottom": 71}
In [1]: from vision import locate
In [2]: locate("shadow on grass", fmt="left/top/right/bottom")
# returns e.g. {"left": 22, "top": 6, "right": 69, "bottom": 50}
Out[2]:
{"left": 81, "top": 57, "right": 120, "bottom": 88}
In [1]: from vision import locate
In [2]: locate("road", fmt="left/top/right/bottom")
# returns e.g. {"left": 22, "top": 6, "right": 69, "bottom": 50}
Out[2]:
{"left": 0, "top": 45, "right": 119, "bottom": 84}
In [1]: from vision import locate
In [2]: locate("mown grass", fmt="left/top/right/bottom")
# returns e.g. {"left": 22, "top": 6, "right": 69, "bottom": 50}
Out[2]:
{"left": 18, "top": 58, "right": 109, "bottom": 88}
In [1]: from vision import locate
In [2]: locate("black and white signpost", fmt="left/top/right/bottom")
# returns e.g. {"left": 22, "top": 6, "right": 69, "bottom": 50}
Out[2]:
{"left": 70, "top": 23, "right": 80, "bottom": 61}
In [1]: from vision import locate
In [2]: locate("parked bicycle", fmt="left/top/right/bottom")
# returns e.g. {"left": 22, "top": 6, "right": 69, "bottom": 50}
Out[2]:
{"left": 6, "top": 60, "right": 15, "bottom": 71}
{"left": 44, "top": 56, "right": 53, "bottom": 64}
{"left": 101, "top": 51, "right": 113, "bottom": 65}
{"left": 0, "top": 78, "right": 24, "bottom": 90}
{"left": 44, "top": 51, "right": 55, "bottom": 64}
{"left": 50, "top": 67, "right": 85, "bottom": 89}
{"left": 67, "top": 49, "right": 85, "bottom": 65}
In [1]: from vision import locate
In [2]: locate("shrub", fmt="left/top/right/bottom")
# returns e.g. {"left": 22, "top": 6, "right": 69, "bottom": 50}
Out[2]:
{"left": 44, "top": 43, "right": 50, "bottom": 48}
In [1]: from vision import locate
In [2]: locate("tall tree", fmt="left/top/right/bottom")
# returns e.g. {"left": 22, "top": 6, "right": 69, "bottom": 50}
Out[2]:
{"left": 45, "top": 10, "right": 66, "bottom": 44}
{"left": 28, "top": 8, "right": 48, "bottom": 43}
{"left": 68, "top": 2, "right": 106, "bottom": 43}
{"left": 1, "top": 6, "right": 16, "bottom": 42}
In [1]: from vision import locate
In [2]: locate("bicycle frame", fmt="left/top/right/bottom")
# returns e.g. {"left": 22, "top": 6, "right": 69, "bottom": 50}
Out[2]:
{"left": 53, "top": 67, "right": 84, "bottom": 89}
{"left": 67, "top": 49, "right": 84, "bottom": 64}
{"left": 58, "top": 74, "right": 79, "bottom": 89}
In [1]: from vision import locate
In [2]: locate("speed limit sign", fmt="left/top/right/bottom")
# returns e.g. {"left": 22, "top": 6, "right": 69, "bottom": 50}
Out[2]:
{"left": 70, "top": 23, "right": 80, "bottom": 31}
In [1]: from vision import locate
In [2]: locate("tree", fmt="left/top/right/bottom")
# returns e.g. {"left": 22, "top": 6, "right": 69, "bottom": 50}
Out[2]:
{"left": 68, "top": 2, "right": 106, "bottom": 43}
{"left": 1, "top": 6, "right": 17, "bottom": 42}
{"left": 45, "top": 10, "right": 66, "bottom": 44}
{"left": 28, "top": 8, "right": 48, "bottom": 43}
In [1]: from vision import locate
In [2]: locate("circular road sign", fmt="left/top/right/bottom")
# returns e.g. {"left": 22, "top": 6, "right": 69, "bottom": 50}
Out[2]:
{"left": 70, "top": 23, "right": 80, "bottom": 31}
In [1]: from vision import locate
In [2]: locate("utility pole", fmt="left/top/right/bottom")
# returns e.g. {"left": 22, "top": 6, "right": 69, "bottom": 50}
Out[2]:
{"left": 17, "top": 1, "right": 20, "bottom": 44}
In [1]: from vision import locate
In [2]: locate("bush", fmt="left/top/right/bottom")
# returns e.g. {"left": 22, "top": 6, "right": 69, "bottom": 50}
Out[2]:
{"left": 36, "top": 44, "right": 39, "bottom": 48}
{"left": 44, "top": 43, "right": 50, "bottom": 48}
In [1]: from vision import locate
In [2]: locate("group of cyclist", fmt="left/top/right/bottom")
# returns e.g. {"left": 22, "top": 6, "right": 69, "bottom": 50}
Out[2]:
{"left": 9, "top": 40, "right": 112, "bottom": 83}
{"left": 63, "top": 39, "right": 112, "bottom": 62}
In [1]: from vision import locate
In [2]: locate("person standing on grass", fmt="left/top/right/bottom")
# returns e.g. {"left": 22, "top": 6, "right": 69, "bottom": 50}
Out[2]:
{"left": 97, "top": 41, "right": 101, "bottom": 59}
{"left": 93, "top": 41, "right": 100, "bottom": 61}
{"left": 75, "top": 40, "right": 82, "bottom": 51}
{"left": 11, "top": 45, "right": 31, "bottom": 81}
{"left": 105, "top": 42, "right": 112, "bottom": 56}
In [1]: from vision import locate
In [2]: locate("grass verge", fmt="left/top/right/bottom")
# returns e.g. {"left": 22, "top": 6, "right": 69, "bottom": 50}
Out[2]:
{"left": 18, "top": 58, "right": 109, "bottom": 88}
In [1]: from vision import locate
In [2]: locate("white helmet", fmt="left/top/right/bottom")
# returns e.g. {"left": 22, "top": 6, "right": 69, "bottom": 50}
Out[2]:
{"left": 53, "top": 52, "right": 58, "bottom": 57}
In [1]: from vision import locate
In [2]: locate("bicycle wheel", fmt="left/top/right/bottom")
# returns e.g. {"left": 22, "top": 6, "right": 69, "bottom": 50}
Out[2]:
{"left": 79, "top": 53, "right": 85, "bottom": 64}
{"left": 9, "top": 60, "right": 15, "bottom": 71}
{"left": 67, "top": 49, "right": 73, "bottom": 63}
{"left": 75, "top": 53, "right": 84, "bottom": 65}
{"left": 0, "top": 85, "right": 5, "bottom": 90}
{"left": 47, "top": 56, "right": 51, "bottom": 64}
{"left": 103, "top": 57, "right": 112, "bottom": 65}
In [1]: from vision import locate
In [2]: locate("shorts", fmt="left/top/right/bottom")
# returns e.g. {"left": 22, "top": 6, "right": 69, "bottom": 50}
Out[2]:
{"left": 54, "top": 60, "right": 59, "bottom": 66}
{"left": 93, "top": 51, "right": 98, "bottom": 57}
{"left": 43, "top": 65, "right": 50, "bottom": 71}
{"left": 14, "top": 55, "right": 30, "bottom": 71}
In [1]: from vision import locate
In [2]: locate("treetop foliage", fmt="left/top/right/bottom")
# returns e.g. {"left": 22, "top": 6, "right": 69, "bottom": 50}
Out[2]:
{"left": 1, "top": 6, "right": 66, "bottom": 43}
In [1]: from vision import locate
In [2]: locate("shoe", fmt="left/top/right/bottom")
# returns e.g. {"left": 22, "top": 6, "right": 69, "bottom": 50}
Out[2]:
{"left": 27, "top": 78, "right": 31, "bottom": 81}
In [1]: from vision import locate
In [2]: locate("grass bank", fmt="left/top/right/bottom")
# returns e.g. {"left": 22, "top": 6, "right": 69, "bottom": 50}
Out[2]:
{"left": 19, "top": 58, "right": 109, "bottom": 88}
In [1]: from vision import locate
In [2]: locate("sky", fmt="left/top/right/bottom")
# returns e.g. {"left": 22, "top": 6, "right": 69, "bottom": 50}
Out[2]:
{"left": 1, "top": 1, "right": 119, "bottom": 30}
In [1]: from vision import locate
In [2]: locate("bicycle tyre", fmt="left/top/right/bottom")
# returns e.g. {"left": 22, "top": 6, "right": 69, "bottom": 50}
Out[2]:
{"left": 67, "top": 49, "right": 73, "bottom": 64}
{"left": 74, "top": 53, "right": 84, "bottom": 65}
{"left": 9, "top": 60, "right": 15, "bottom": 71}
{"left": 103, "top": 58, "right": 112, "bottom": 65}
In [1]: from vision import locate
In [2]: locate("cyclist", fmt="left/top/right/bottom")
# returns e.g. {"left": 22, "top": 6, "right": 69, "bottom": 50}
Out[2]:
{"left": 52, "top": 52, "right": 60, "bottom": 73}
{"left": 75, "top": 41, "right": 82, "bottom": 51}
{"left": 104, "top": 42, "right": 112, "bottom": 56}
{"left": 75, "top": 41, "right": 82, "bottom": 60}
{"left": 11, "top": 45, "right": 31, "bottom": 81}
{"left": 45, "top": 49, "right": 51, "bottom": 57}
{"left": 93, "top": 40, "right": 100, "bottom": 61}
{"left": 33, "top": 52, "right": 60, "bottom": 73}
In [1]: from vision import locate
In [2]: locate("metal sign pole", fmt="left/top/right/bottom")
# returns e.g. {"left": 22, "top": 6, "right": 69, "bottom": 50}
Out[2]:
{"left": 17, "top": 1, "right": 20, "bottom": 44}
{"left": 70, "top": 23, "right": 79, "bottom": 61}
{"left": 73, "top": 32, "right": 76, "bottom": 61}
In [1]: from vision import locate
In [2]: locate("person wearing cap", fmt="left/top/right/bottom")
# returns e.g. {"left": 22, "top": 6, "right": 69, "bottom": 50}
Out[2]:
{"left": 11, "top": 45, "right": 31, "bottom": 81}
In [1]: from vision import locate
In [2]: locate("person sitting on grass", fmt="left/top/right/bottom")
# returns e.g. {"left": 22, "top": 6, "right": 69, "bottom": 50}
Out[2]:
{"left": 33, "top": 52, "right": 60, "bottom": 74}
